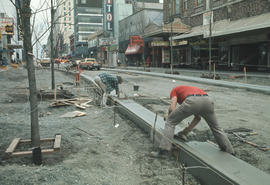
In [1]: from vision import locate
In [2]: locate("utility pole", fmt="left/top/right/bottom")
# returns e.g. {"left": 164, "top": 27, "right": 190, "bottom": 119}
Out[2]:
{"left": 208, "top": 5, "right": 212, "bottom": 74}
{"left": 51, "top": 0, "right": 55, "bottom": 90}
{"left": 170, "top": 18, "right": 173, "bottom": 74}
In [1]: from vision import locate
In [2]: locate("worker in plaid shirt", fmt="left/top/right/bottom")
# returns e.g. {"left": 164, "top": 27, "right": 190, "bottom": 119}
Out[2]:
{"left": 94, "top": 72, "right": 123, "bottom": 105}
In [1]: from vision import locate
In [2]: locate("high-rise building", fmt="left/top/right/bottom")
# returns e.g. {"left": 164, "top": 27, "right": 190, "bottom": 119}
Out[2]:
{"left": 55, "top": 0, "right": 75, "bottom": 56}
{"left": 73, "top": 0, "right": 103, "bottom": 58}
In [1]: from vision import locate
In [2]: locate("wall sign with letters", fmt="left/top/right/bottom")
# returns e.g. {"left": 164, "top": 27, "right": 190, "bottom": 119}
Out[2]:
{"left": 106, "top": 0, "right": 113, "bottom": 31}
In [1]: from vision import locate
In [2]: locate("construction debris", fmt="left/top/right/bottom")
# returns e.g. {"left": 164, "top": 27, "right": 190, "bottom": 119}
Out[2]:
{"left": 232, "top": 132, "right": 269, "bottom": 151}
{"left": 225, "top": 127, "right": 253, "bottom": 133}
{"left": 49, "top": 98, "right": 92, "bottom": 109}
{"left": 60, "top": 111, "right": 86, "bottom": 118}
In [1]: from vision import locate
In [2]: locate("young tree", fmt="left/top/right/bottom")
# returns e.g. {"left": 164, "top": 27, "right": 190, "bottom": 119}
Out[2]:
{"left": 11, "top": 0, "right": 41, "bottom": 147}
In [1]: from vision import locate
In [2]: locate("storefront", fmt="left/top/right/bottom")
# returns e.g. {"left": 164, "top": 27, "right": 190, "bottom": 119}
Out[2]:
{"left": 124, "top": 36, "right": 144, "bottom": 66}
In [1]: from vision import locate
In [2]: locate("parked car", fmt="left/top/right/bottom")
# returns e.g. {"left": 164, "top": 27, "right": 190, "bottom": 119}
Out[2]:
{"left": 79, "top": 58, "right": 101, "bottom": 70}
{"left": 40, "top": 58, "right": 50, "bottom": 67}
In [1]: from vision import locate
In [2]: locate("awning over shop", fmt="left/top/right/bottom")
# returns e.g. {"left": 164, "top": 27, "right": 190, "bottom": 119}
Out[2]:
{"left": 125, "top": 45, "right": 142, "bottom": 55}
{"left": 206, "top": 12, "right": 270, "bottom": 38}
{"left": 173, "top": 25, "right": 204, "bottom": 40}
{"left": 173, "top": 12, "right": 270, "bottom": 40}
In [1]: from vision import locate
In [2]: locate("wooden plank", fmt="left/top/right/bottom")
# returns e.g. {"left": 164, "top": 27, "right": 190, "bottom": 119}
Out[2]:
{"left": 5, "top": 138, "right": 20, "bottom": 154}
{"left": 11, "top": 149, "right": 55, "bottom": 156}
{"left": 20, "top": 138, "right": 54, "bottom": 143}
{"left": 74, "top": 103, "right": 86, "bottom": 110}
{"left": 53, "top": 135, "right": 61, "bottom": 151}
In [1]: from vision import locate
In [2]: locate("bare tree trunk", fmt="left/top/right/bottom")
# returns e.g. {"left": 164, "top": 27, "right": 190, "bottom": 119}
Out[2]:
{"left": 51, "top": 0, "right": 55, "bottom": 90}
{"left": 21, "top": 0, "right": 40, "bottom": 147}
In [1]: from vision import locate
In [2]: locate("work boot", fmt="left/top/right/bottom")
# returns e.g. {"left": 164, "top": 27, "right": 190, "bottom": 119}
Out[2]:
{"left": 174, "top": 133, "right": 188, "bottom": 141}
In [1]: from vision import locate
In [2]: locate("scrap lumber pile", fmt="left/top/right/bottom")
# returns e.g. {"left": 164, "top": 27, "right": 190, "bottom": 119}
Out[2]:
{"left": 49, "top": 98, "right": 92, "bottom": 110}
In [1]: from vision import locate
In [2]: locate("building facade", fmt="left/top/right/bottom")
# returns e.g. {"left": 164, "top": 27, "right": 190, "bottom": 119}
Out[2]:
{"left": 119, "top": 7, "right": 164, "bottom": 66}
{"left": 55, "top": 0, "right": 75, "bottom": 56}
{"left": 87, "top": 0, "right": 133, "bottom": 66}
{"left": 0, "top": 1, "right": 23, "bottom": 65}
{"left": 164, "top": 0, "right": 270, "bottom": 71}
{"left": 73, "top": 0, "right": 103, "bottom": 58}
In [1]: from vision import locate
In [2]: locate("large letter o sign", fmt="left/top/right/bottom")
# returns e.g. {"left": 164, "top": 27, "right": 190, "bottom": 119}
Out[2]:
{"left": 106, "top": 13, "right": 113, "bottom": 21}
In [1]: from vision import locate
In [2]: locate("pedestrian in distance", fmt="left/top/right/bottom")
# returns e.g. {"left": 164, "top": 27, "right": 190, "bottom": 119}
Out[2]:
{"left": 2, "top": 57, "right": 7, "bottom": 66}
{"left": 117, "top": 58, "right": 121, "bottom": 66}
{"left": 159, "top": 85, "right": 235, "bottom": 155}
{"left": 94, "top": 72, "right": 123, "bottom": 106}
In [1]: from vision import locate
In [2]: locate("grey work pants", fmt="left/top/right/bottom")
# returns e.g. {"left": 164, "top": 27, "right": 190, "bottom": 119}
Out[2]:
{"left": 94, "top": 76, "right": 108, "bottom": 106}
{"left": 159, "top": 96, "right": 234, "bottom": 154}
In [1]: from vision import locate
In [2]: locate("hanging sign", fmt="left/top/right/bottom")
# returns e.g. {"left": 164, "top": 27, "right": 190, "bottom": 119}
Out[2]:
{"left": 106, "top": 0, "right": 113, "bottom": 31}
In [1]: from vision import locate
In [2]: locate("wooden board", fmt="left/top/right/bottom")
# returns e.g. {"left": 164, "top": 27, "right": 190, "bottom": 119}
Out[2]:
{"left": 60, "top": 111, "right": 86, "bottom": 118}
{"left": 6, "top": 135, "right": 62, "bottom": 156}
{"left": 5, "top": 138, "right": 20, "bottom": 154}
{"left": 20, "top": 138, "right": 54, "bottom": 143}
{"left": 53, "top": 135, "right": 61, "bottom": 151}
{"left": 12, "top": 149, "right": 55, "bottom": 156}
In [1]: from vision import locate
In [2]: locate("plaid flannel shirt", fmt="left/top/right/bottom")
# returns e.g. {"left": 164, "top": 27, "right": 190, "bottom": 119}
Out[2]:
{"left": 98, "top": 73, "right": 119, "bottom": 93}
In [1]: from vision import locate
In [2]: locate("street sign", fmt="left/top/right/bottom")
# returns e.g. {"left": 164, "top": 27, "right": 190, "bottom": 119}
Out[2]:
{"left": 0, "top": 17, "right": 14, "bottom": 35}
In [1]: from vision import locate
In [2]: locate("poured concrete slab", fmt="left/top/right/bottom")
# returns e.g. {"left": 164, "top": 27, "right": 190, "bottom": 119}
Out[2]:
{"left": 116, "top": 98, "right": 270, "bottom": 185}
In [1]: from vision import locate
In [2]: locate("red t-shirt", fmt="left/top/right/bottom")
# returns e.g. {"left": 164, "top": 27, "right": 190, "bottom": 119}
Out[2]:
{"left": 170, "top": 86, "right": 207, "bottom": 104}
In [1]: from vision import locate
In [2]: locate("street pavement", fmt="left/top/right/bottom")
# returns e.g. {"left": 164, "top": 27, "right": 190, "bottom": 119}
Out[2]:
{"left": 103, "top": 66, "right": 270, "bottom": 95}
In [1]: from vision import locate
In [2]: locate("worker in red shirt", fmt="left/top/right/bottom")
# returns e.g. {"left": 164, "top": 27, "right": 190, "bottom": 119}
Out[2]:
{"left": 159, "top": 85, "right": 235, "bottom": 155}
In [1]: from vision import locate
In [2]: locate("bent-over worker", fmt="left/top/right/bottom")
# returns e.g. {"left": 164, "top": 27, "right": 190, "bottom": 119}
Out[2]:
{"left": 159, "top": 85, "right": 234, "bottom": 154}
{"left": 94, "top": 72, "right": 123, "bottom": 105}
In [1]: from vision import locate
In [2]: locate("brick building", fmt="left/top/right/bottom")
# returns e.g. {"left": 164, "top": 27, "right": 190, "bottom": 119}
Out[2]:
{"left": 164, "top": 0, "right": 270, "bottom": 71}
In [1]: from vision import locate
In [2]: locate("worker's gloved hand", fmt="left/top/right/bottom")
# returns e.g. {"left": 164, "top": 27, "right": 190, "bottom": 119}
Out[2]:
{"left": 175, "top": 131, "right": 188, "bottom": 141}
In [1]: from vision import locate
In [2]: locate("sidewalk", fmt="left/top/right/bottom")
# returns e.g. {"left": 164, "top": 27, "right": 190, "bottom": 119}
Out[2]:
{"left": 104, "top": 66, "right": 270, "bottom": 95}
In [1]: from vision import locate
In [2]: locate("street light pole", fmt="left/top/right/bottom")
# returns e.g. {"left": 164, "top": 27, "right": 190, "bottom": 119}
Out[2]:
{"left": 208, "top": 5, "right": 212, "bottom": 74}
{"left": 170, "top": 18, "right": 173, "bottom": 74}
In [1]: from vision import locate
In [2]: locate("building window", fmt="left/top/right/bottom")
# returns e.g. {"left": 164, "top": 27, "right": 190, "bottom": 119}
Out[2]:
{"left": 184, "top": 0, "right": 188, "bottom": 10}
{"left": 195, "top": 0, "right": 203, "bottom": 6}
{"left": 81, "top": 0, "right": 86, "bottom": 4}
{"left": 175, "top": 0, "right": 181, "bottom": 14}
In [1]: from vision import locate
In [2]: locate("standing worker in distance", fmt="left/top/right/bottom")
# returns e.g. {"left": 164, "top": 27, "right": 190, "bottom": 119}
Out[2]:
{"left": 159, "top": 85, "right": 235, "bottom": 155}
{"left": 94, "top": 72, "right": 123, "bottom": 105}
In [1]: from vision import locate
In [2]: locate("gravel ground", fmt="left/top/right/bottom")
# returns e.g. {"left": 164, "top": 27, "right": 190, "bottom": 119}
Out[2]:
{"left": 0, "top": 67, "right": 200, "bottom": 185}
{"left": 83, "top": 69, "right": 270, "bottom": 175}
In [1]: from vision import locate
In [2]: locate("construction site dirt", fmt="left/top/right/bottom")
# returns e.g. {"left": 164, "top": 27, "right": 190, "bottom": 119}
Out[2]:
{"left": 0, "top": 67, "right": 269, "bottom": 185}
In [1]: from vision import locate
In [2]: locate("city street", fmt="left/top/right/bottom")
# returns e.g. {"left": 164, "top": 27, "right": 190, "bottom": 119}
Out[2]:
{"left": 82, "top": 68, "right": 270, "bottom": 173}
{"left": 1, "top": 0, "right": 270, "bottom": 184}
{"left": 0, "top": 66, "right": 269, "bottom": 184}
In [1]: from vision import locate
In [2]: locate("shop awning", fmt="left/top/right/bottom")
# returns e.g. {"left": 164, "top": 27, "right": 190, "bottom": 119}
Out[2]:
{"left": 173, "top": 12, "right": 270, "bottom": 40}
{"left": 205, "top": 12, "right": 270, "bottom": 38}
{"left": 125, "top": 45, "right": 142, "bottom": 55}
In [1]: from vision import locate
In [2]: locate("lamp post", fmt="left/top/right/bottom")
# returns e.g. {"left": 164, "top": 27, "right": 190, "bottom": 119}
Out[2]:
{"left": 208, "top": 11, "right": 212, "bottom": 74}
{"left": 170, "top": 19, "right": 173, "bottom": 74}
